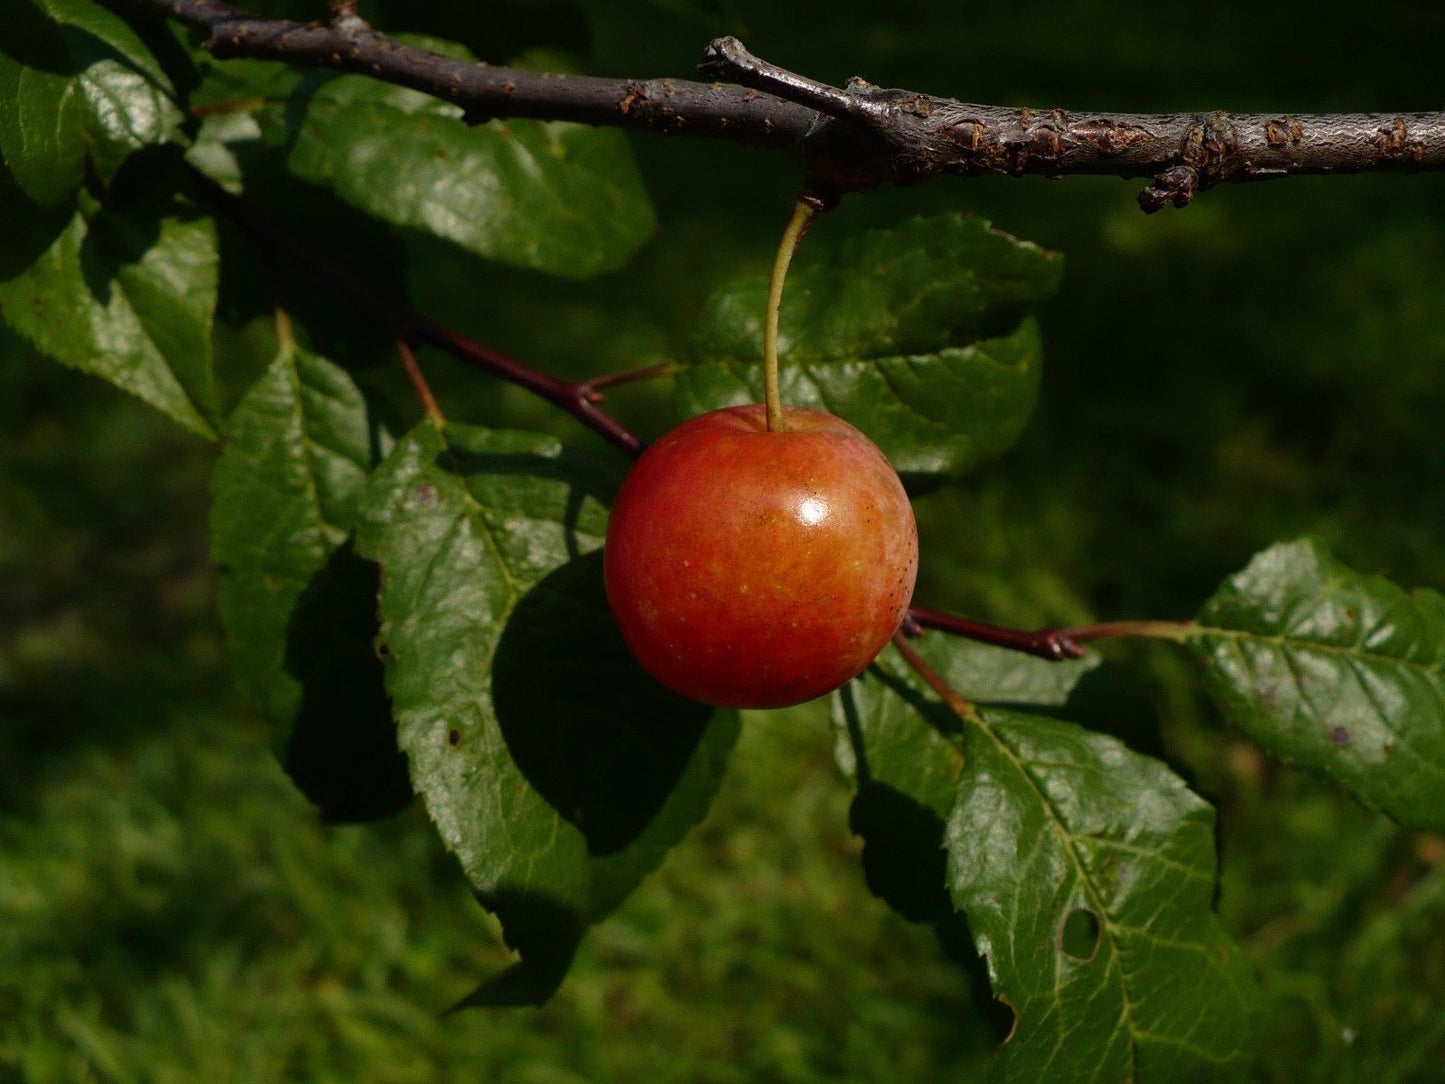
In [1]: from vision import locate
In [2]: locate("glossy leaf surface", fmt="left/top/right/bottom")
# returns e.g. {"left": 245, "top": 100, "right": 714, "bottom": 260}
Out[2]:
{"left": 0, "top": 0, "right": 183, "bottom": 206}
{"left": 833, "top": 637, "right": 1096, "bottom": 922}
{"left": 356, "top": 421, "right": 737, "bottom": 1001}
{"left": 1192, "top": 538, "right": 1445, "bottom": 829}
{"left": 210, "top": 344, "right": 405, "bottom": 820}
{"left": 0, "top": 173, "right": 218, "bottom": 437}
{"left": 677, "top": 214, "right": 1062, "bottom": 476}
{"left": 190, "top": 48, "right": 656, "bottom": 278}
{"left": 947, "top": 709, "right": 1258, "bottom": 1082}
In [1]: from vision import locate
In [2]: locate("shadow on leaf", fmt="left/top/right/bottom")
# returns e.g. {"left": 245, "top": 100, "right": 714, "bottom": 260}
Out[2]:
{"left": 447, "top": 889, "right": 583, "bottom": 1011}
{"left": 0, "top": 164, "right": 69, "bottom": 280}
{"left": 491, "top": 550, "right": 712, "bottom": 856}
{"left": 283, "top": 540, "right": 411, "bottom": 823}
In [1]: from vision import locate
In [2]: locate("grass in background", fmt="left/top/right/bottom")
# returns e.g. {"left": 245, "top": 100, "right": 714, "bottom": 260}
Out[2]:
{"left": 0, "top": 357, "right": 995, "bottom": 1082}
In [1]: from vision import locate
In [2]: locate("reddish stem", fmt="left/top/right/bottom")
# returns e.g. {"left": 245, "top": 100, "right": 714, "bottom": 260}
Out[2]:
{"left": 396, "top": 338, "right": 444, "bottom": 425}
{"left": 907, "top": 606, "right": 1086, "bottom": 661}
{"left": 188, "top": 166, "right": 1184, "bottom": 668}
{"left": 188, "top": 166, "right": 642, "bottom": 455}
{"left": 890, "top": 631, "right": 973, "bottom": 720}
{"left": 577, "top": 361, "right": 681, "bottom": 399}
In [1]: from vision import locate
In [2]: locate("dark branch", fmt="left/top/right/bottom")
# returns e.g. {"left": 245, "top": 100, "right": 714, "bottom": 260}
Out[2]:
{"left": 907, "top": 607, "right": 1086, "bottom": 662}
{"left": 117, "top": 0, "right": 811, "bottom": 152}
{"left": 119, "top": 0, "right": 1445, "bottom": 209}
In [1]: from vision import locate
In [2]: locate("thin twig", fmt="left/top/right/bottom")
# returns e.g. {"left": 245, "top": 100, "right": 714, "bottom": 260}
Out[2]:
{"left": 396, "top": 338, "right": 444, "bottom": 425}
{"left": 891, "top": 631, "right": 974, "bottom": 720}
{"left": 908, "top": 606, "right": 1086, "bottom": 661}
{"left": 1063, "top": 620, "right": 1192, "bottom": 644}
{"left": 186, "top": 167, "right": 641, "bottom": 455}
{"left": 116, "top": 0, "right": 1445, "bottom": 209}
{"left": 576, "top": 361, "right": 681, "bottom": 400}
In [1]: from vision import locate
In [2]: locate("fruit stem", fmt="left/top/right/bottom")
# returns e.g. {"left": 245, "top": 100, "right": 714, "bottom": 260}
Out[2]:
{"left": 763, "top": 200, "right": 816, "bottom": 432}
{"left": 891, "top": 631, "right": 974, "bottom": 723}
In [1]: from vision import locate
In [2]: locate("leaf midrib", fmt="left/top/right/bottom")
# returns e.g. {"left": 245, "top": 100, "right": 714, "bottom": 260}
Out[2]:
{"left": 967, "top": 709, "right": 1142, "bottom": 1082}
{"left": 1191, "top": 621, "right": 1445, "bottom": 678}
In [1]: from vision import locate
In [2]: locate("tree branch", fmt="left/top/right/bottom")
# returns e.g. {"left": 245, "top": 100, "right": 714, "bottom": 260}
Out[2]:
{"left": 120, "top": 0, "right": 1445, "bottom": 209}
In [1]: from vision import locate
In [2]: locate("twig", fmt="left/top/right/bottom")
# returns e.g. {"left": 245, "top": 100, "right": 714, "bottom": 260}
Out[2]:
{"left": 1064, "top": 620, "right": 1192, "bottom": 644}
{"left": 116, "top": 0, "right": 1445, "bottom": 209}
{"left": 908, "top": 606, "right": 1086, "bottom": 662}
{"left": 891, "top": 631, "right": 974, "bottom": 720}
{"left": 396, "top": 338, "right": 444, "bottom": 425}
{"left": 577, "top": 361, "right": 681, "bottom": 400}
{"left": 908, "top": 609, "right": 1196, "bottom": 659}
{"left": 186, "top": 167, "right": 642, "bottom": 455}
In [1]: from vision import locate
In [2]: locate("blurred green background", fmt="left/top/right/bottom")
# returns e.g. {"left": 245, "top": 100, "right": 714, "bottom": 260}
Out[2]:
{"left": 4, "top": 0, "right": 1445, "bottom": 1079}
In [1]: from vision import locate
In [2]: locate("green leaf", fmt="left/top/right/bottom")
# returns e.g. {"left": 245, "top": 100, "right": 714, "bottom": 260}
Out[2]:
{"left": 833, "top": 637, "right": 1096, "bottom": 921}
{"left": 947, "top": 709, "right": 1259, "bottom": 1081}
{"left": 677, "top": 214, "right": 1062, "bottom": 477}
{"left": 0, "top": 164, "right": 219, "bottom": 437}
{"left": 356, "top": 421, "right": 737, "bottom": 1000}
{"left": 0, "top": 0, "right": 183, "bottom": 206}
{"left": 1190, "top": 538, "right": 1445, "bottom": 830}
{"left": 190, "top": 48, "right": 656, "bottom": 277}
{"left": 210, "top": 343, "right": 405, "bottom": 821}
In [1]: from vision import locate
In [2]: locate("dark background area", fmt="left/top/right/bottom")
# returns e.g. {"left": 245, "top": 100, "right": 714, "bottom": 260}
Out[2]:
{"left": 3, "top": 0, "right": 1444, "bottom": 1078}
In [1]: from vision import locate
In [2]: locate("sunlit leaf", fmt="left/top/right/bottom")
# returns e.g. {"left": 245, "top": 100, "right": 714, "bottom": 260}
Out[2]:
{"left": 0, "top": 0, "right": 183, "bottom": 206}
{"left": 0, "top": 166, "right": 218, "bottom": 437}
{"left": 1191, "top": 538, "right": 1445, "bottom": 829}
{"left": 678, "top": 214, "right": 1061, "bottom": 477}
{"left": 189, "top": 46, "right": 656, "bottom": 278}
{"left": 356, "top": 421, "right": 737, "bottom": 1001}
{"left": 210, "top": 343, "right": 405, "bottom": 821}
{"left": 948, "top": 708, "right": 1258, "bottom": 1081}
{"left": 833, "top": 636, "right": 1095, "bottom": 921}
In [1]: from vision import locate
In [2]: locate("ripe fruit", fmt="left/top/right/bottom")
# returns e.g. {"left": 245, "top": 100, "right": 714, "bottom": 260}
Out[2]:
{"left": 604, "top": 404, "right": 918, "bottom": 709}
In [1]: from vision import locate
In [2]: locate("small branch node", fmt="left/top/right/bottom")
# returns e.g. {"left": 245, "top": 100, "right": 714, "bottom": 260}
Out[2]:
{"left": 327, "top": 0, "right": 369, "bottom": 34}
{"left": 1138, "top": 164, "right": 1200, "bottom": 213}
{"left": 698, "top": 36, "right": 863, "bottom": 123}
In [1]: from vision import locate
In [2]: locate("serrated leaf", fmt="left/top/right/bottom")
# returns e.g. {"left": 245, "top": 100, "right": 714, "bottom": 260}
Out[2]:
{"left": 0, "top": 0, "right": 183, "bottom": 206}
{"left": 210, "top": 343, "right": 405, "bottom": 821}
{"left": 677, "top": 214, "right": 1061, "bottom": 477}
{"left": 0, "top": 164, "right": 218, "bottom": 436}
{"left": 356, "top": 421, "right": 737, "bottom": 1000}
{"left": 832, "top": 636, "right": 1096, "bottom": 921}
{"left": 1190, "top": 538, "right": 1445, "bottom": 830}
{"left": 189, "top": 47, "right": 656, "bottom": 277}
{"left": 948, "top": 709, "right": 1258, "bottom": 1082}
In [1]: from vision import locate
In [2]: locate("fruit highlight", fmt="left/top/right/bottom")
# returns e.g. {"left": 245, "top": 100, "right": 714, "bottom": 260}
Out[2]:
{"left": 604, "top": 404, "right": 918, "bottom": 708}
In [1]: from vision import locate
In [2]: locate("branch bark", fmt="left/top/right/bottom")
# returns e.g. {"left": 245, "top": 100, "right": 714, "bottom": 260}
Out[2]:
{"left": 119, "top": 0, "right": 1445, "bottom": 209}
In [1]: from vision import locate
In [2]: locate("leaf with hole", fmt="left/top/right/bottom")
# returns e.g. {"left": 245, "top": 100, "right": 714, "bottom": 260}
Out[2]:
{"left": 677, "top": 214, "right": 1062, "bottom": 477}
{"left": 1190, "top": 538, "right": 1445, "bottom": 829}
{"left": 355, "top": 421, "right": 737, "bottom": 1003}
{"left": 947, "top": 708, "right": 1258, "bottom": 1082}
